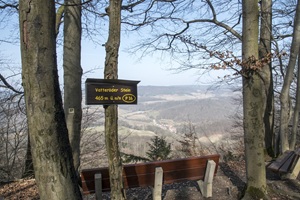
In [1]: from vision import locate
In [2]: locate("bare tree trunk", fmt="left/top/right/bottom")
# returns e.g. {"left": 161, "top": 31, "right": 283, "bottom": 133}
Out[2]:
{"left": 290, "top": 52, "right": 300, "bottom": 150}
{"left": 63, "top": 0, "right": 82, "bottom": 173}
{"left": 22, "top": 5, "right": 66, "bottom": 179}
{"left": 104, "top": 0, "right": 124, "bottom": 199}
{"left": 259, "top": 0, "right": 275, "bottom": 157}
{"left": 19, "top": 0, "right": 82, "bottom": 199}
{"left": 242, "top": 0, "right": 267, "bottom": 199}
{"left": 22, "top": 133, "right": 34, "bottom": 178}
{"left": 279, "top": 0, "right": 300, "bottom": 154}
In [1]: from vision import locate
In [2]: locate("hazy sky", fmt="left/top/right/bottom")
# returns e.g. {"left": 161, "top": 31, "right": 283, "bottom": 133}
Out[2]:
{"left": 1, "top": 23, "right": 224, "bottom": 87}
{"left": 80, "top": 37, "right": 226, "bottom": 86}
{"left": 0, "top": 2, "right": 239, "bottom": 88}
{"left": 81, "top": 41, "right": 204, "bottom": 86}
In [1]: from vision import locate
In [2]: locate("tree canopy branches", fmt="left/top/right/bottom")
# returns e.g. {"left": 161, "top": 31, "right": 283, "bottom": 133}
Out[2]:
{"left": 0, "top": 73, "right": 23, "bottom": 95}
{"left": 0, "top": 0, "right": 18, "bottom": 11}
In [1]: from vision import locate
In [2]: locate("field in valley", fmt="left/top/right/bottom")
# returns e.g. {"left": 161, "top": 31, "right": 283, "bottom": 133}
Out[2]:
{"left": 80, "top": 85, "right": 243, "bottom": 169}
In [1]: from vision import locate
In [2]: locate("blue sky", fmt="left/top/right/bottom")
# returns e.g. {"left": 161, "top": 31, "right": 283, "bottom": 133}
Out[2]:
{"left": 2, "top": 37, "right": 208, "bottom": 87}
{"left": 81, "top": 41, "right": 202, "bottom": 86}
{"left": 0, "top": 15, "right": 225, "bottom": 87}
{"left": 80, "top": 37, "right": 226, "bottom": 86}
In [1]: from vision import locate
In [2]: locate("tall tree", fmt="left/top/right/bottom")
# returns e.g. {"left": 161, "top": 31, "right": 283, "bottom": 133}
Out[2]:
{"left": 242, "top": 0, "right": 267, "bottom": 199}
{"left": 23, "top": 2, "right": 66, "bottom": 180}
{"left": 104, "top": 0, "right": 124, "bottom": 199}
{"left": 279, "top": 0, "right": 300, "bottom": 154}
{"left": 63, "top": 0, "right": 83, "bottom": 173}
{"left": 291, "top": 55, "right": 300, "bottom": 150}
{"left": 120, "top": 1, "right": 300, "bottom": 159}
{"left": 19, "top": 0, "right": 82, "bottom": 199}
{"left": 259, "top": 0, "right": 275, "bottom": 157}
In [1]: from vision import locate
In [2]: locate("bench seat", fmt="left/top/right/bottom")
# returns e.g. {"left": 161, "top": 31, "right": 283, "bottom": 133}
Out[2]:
{"left": 268, "top": 149, "right": 300, "bottom": 179}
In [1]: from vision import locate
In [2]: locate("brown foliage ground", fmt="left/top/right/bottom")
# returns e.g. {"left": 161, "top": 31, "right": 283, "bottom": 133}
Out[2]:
{"left": 0, "top": 161, "right": 299, "bottom": 200}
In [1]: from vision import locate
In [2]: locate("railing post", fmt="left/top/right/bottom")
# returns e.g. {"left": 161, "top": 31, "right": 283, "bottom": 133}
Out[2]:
{"left": 95, "top": 173, "right": 102, "bottom": 200}
{"left": 198, "top": 160, "right": 216, "bottom": 198}
{"left": 152, "top": 167, "right": 163, "bottom": 200}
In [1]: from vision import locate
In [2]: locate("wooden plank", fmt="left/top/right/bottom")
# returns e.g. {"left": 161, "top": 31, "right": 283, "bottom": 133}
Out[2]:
{"left": 81, "top": 168, "right": 110, "bottom": 194}
{"left": 283, "top": 156, "right": 300, "bottom": 180}
{"left": 279, "top": 153, "right": 297, "bottom": 173}
{"left": 80, "top": 154, "right": 220, "bottom": 194}
{"left": 289, "top": 156, "right": 300, "bottom": 179}
{"left": 123, "top": 154, "right": 220, "bottom": 175}
{"left": 123, "top": 166, "right": 208, "bottom": 188}
{"left": 268, "top": 151, "right": 294, "bottom": 172}
{"left": 290, "top": 151, "right": 300, "bottom": 171}
{"left": 283, "top": 149, "right": 300, "bottom": 179}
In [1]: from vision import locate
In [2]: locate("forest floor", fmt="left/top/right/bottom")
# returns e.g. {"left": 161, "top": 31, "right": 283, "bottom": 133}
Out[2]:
{"left": 0, "top": 160, "right": 300, "bottom": 200}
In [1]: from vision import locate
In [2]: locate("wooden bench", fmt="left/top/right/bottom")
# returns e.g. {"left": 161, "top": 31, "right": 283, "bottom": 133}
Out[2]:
{"left": 80, "top": 154, "right": 220, "bottom": 200}
{"left": 267, "top": 148, "right": 300, "bottom": 179}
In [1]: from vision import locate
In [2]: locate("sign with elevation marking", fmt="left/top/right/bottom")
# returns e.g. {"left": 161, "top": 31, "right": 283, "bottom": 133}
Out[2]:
{"left": 85, "top": 78, "right": 140, "bottom": 105}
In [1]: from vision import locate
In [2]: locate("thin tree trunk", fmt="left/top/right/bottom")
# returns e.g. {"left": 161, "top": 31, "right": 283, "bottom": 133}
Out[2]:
{"left": 104, "top": 0, "right": 124, "bottom": 199}
{"left": 19, "top": 0, "right": 82, "bottom": 199}
{"left": 290, "top": 50, "right": 300, "bottom": 150}
{"left": 22, "top": 133, "right": 34, "bottom": 178}
{"left": 279, "top": 0, "right": 300, "bottom": 154}
{"left": 259, "top": 0, "right": 275, "bottom": 158}
{"left": 242, "top": 0, "right": 267, "bottom": 199}
{"left": 63, "top": 0, "right": 83, "bottom": 173}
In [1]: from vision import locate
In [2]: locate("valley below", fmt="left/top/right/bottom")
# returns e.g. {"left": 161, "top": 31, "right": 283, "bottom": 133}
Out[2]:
{"left": 80, "top": 85, "right": 243, "bottom": 169}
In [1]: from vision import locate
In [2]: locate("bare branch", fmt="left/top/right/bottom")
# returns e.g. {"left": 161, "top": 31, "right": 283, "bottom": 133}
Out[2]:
{"left": 0, "top": 1, "right": 18, "bottom": 10}
{"left": 121, "top": 0, "right": 146, "bottom": 12}
{"left": 55, "top": 0, "right": 93, "bottom": 7}
{"left": 0, "top": 73, "right": 23, "bottom": 94}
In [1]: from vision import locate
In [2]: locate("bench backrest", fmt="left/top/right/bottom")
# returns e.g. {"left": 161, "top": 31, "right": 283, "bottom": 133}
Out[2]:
{"left": 81, "top": 154, "right": 220, "bottom": 195}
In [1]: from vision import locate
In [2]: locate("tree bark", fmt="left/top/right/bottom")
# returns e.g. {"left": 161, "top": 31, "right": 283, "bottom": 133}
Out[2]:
{"left": 290, "top": 52, "right": 300, "bottom": 150}
{"left": 19, "top": 0, "right": 82, "bottom": 199}
{"left": 279, "top": 0, "right": 300, "bottom": 154}
{"left": 22, "top": 134, "right": 34, "bottom": 178}
{"left": 22, "top": 5, "right": 66, "bottom": 179}
{"left": 242, "top": 0, "right": 267, "bottom": 199}
{"left": 104, "top": 0, "right": 124, "bottom": 199}
{"left": 259, "top": 0, "right": 275, "bottom": 157}
{"left": 63, "top": 0, "right": 83, "bottom": 173}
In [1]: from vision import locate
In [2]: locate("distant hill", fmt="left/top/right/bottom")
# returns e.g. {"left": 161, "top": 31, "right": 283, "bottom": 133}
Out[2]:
{"left": 82, "top": 85, "right": 242, "bottom": 165}
{"left": 121, "top": 85, "right": 240, "bottom": 122}
{"left": 118, "top": 85, "right": 241, "bottom": 137}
